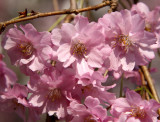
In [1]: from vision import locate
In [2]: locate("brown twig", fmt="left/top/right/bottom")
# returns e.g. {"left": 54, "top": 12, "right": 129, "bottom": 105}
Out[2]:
{"left": 140, "top": 65, "right": 160, "bottom": 116}
{"left": 53, "top": 0, "right": 59, "bottom": 11}
{"left": 140, "top": 66, "right": 159, "bottom": 102}
{"left": 46, "top": 114, "right": 58, "bottom": 122}
{"left": 64, "top": 0, "right": 77, "bottom": 23}
{"left": 70, "top": 0, "right": 77, "bottom": 9}
{"left": 139, "top": 69, "right": 150, "bottom": 100}
{"left": 108, "top": 0, "right": 118, "bottom": 13}
{"left": 0, "top": 0, "right": 112, "bottom": 34}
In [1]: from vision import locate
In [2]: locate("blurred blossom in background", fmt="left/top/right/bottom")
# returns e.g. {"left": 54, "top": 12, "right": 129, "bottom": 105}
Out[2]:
{"left": 0, "top": 0, "right": 160, "bottom": 121}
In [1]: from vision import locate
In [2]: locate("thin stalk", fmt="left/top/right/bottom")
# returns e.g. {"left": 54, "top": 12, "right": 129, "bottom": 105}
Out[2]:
{"left": 80, "top": 0, "right": 85, "bottom": 9}
{"left": 126, "top": 0, "right": 132, "bottom": 7}
{"left": 143, "top": 86, "right": 154, "bottom": 99}
{"left": 119, "top": 0, "right": 127, "bottom": 9}
{"left": 119, "top": 74, "right": 124, "bottom": 97}
{"left": 134, "top": 87, "right": 143, "bottom": 92}
{"left": 48, "top": 15, "right": 66, "bottom": 32}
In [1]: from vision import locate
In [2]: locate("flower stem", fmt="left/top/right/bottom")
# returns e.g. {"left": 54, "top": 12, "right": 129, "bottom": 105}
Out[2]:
{"left": 119, "top": 73, "right": 124, "bottom": 97}
{"left": 48, "top": 15, "right": 66, "bottom": 32}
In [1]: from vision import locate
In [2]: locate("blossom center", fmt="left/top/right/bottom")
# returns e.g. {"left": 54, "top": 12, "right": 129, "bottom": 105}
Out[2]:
{"left": 12, "top": 99, "right": 24, "bottom": 110}
{"left": 145, "top": 23, "right": 152, "bottom": 32}
{"left": 114, "top": 34, "right": 132, "bottom": 52}
{"left": 71, "top": 41, "right": 87, "bottom": 57}
{"left": 81, "top": 84, "right": 93, "bottom": 94}
{"left": 48, "top": 88, "right": 61, "bottom": 102}
{"left": 84, "top": 115, "right": 96, "bottom": 122}
{"left": 18, "top": 42, "right": 34, "bottom": 56}
{"left": 130, "top": 106, "right": 145, "bottom": 118}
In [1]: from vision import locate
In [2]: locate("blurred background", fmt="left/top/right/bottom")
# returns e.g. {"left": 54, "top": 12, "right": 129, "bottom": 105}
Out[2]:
{"left": 0, "top": 0, "right": 160, "bottom": 121}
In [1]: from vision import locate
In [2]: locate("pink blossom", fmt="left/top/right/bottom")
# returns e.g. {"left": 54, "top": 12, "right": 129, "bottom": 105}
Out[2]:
{"left": 28, "top": 69, "right": 76, "bottom": 119}
{"left": 53, "top": 15, "right": 111, "bottom": 74}
{"left": 124, "top": 70, "right": 141, "bottom": 85}
{"left": 2, "top": 24, "right": 51, "bottom": 73}
{"left": 67, "top": 96, "right": 107, "bottom": 122}
{"left": 131, "top": 2, "right": 160, "bottom": 33}
{"left": 0, "top": 60, "right": 17, "bottom": 92}
{"left": 110, "top": 89, "right": 160, "bottom": 122}
{"left": 0, "top": 84, "right": 29, "bottom": 121}
{"left": 71, "top": 81, "right": 116, "bottom": 105}
{"left": 99, "top": 9, "right": 156, "bottom": 77}
{"left": 131, "top": 2, "right": 160, "bottom": 48}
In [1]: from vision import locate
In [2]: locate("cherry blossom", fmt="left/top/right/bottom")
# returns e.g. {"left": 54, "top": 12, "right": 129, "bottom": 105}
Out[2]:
{"left": 111, "top": 89, "right": 160, "bottom": 122}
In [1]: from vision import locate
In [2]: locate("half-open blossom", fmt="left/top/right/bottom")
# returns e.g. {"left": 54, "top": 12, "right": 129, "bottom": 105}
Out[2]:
{"left": 99, "top": 9, "right": 156, "bottom": 78}
{"left": 131, "top": 2, "right": 160, "bottom": 33}
{"left": 52, "top": 15, "right": 111, "bottom": 74}
{"left": 0, "top": 60, "right": 17, "bottom": 92}
{"left": 2, "top": 24, "right": 51, "bottom": 74}
{"left": 71, "top": 80, "right": 116, "bottom": 105}
{"left": 111, "top": 89, "right": 160, "bottom": 122}
{"left": 67, "top": 96, "right": 107, "bottom": 122}
{"left": 0, "top": 84, "right": 29, "bottom": 121}
{"left": 131, "top": 2, "right": 160, "bottom": 48}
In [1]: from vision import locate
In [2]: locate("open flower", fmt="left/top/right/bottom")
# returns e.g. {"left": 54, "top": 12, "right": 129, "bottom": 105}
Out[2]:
{"left": 2, "top": 24, "right": 51, "bottom": 73}
{"left": 0, "top": 84, "right": 29, "bottom": 121}
{"left": 52, "top": 15, "right": 111, "bottom": 74}
{"left": 99, "top": 9, "right": 156, "bottom": 78}
{"left": 111, "top": 89, "right": 160, "bottom": 122}
{"left": 28, "top": 69, "right": 76, "bottom": 119}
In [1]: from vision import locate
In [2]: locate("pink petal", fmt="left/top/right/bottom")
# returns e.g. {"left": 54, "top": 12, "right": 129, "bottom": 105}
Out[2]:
{"left": 76, "top": 58, "right": 93, "bottom": 76}
{"left": 131, "top": 14, "right": 145, "bottom": 33}
{"left": 4, "top": 38, "right": 17, "bottom": 50}
{"left": 29, "top": 94, "right": 45, "bottom": 107}
{"left": 20, "top": 55, "right": 35, "bottom": 64}
{"left": 92, "top": 106, "right": 107, "bottom": 120}
{"left": 75, "top": 15, "right": 89, "bottom": 32}
{"left": 84, "top": 96, "right": 100, "bottom": 108}
{"left": 120, "top": 53, "right": 135, "bottom": 71}
{"left": 139, "top": 47, "right": 155, "bottom": 59}
{"left": 63, "top": 56, "right": 75, "bottom": 67}
{"left": 51, "top": 28, "right": 62, "bottom": 46}
{"left": 61, "top": 23, "right": 77, "bottom": 43}
{"left": 28, "top": 57, "right": 44, "bottom": 71}
{"left": 87, "top": 49, "right": 103, "bottom": 68}
{"left": 126, "top": 90, "right": 142, "bottom": 104}
{"left": 20, "top": 24, "right": 41, "bottom": 43}
{"left": 57, "top": 43, "right": 71, "bottom": 62}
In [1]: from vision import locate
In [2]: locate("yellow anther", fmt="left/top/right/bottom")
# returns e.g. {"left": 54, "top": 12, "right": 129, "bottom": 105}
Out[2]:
{"left": 71, "top": 41, "right": 87, "bottom": 57}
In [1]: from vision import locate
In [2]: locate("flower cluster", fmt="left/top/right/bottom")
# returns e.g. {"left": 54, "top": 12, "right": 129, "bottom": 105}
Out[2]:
{"left": 0, "top": 2, "right": 160, "bottom": 122}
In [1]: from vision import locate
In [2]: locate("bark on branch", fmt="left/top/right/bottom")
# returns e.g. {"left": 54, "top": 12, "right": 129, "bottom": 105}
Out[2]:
{"left": 0, "top": 0, "right": 117, "bottom": 34}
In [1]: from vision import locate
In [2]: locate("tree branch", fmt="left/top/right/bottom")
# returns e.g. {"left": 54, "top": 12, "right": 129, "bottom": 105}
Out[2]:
{"left": 140, "top": 66, "right": 159, "bottom": 102}
{"left": 140, "top": 65, "right": 160, "bottom": 117}
{"left": 0, "top": 0, "right": 113, "bottom": 34}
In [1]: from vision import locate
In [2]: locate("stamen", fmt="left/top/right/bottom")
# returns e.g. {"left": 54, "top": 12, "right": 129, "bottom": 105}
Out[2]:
{"left": 47, "top": 89, "right": 61, "bottom": 102}
{"left": 84, "top": 115, "right": 96, "bottom": 122}
{"left": 113, "top": 34, "right": 132, "bottom": 52}
{"left": 130, "top": 106, "right": 146, "bottom": 118}
{"left": 145, "top": 23, "right": 152, "bottom": 32}
{"left": 12, "top": 99, "right": 24, "bottom": 110}
{"left": 18, "top": 42, "right": 34, "bottom": 56}
{"left": 81, "top": 84, "right": 93, "bottom": 94}
{"left": 50, "top": 60, "right": 56, "bottom": 67}
{"left": 71, "top": 41, "right": 87, "bottom": 57}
